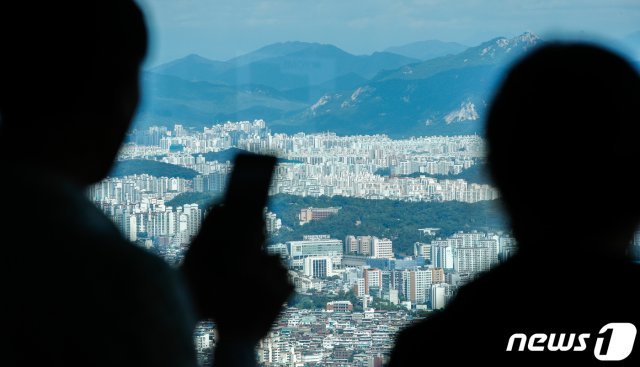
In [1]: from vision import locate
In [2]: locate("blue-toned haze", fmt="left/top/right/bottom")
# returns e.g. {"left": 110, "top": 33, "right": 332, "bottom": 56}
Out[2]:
{"left": 138, "top": 0, "right": 640, "bottom": 65}
{"left": 95, "top": 3, "right": 640, "bottom": 364}
{"left": 133, "top": 1, "right": 640, "bottom": 136}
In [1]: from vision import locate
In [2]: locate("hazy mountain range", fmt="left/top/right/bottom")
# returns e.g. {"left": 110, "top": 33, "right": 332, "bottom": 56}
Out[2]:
{"left": 384, "top": 40, "right": 467, "bottom": 61}
{"left": 136, "top": 32, "right": 637, "bottom": 137}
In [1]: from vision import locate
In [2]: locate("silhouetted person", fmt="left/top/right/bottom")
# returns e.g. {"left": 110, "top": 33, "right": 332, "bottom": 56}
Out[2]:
{"left": 389, "top": 44, "right": 640, "bottom": 365}
{"left": 0, "top": 2, "right": 291, "bottom": 366}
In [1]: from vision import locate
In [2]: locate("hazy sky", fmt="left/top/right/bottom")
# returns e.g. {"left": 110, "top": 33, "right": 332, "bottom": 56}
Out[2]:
{"left": 137, "top": 0, "right": 640, "bottom": 66}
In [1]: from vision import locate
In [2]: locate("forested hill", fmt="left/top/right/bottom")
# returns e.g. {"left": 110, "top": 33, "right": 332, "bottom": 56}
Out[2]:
{"left": 109, "top": 159, "right": 199, "bottom": 179}
{"left": 269, "top": 195, "right": 507, "bottom": 256}
{"left": 167, "top": 193, "right": 508, "bottom": 256}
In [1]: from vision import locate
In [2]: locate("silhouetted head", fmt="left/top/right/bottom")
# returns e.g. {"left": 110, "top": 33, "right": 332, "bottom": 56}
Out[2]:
{"left": 0, "top": 1, "right": 147, "bottom": 185}
{"left": 487, "top": 43, "right": 640, "bottom": 256}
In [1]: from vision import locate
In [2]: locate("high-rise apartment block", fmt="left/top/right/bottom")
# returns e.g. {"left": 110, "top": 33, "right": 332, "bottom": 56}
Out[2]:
{"left": 344, "top": 235, "right": 393, "bottom": 258}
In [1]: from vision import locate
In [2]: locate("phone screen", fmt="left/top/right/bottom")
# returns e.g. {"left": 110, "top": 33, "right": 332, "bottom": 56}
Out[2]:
{"left": 224, "top": 153, "right": 277, "bottom": 221}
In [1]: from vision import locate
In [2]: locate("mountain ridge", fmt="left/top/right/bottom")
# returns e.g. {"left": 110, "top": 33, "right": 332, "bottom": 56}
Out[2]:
{"left": 152, "top": 42, "right": 419, "bottom": 91}
{"left": 136, "top": 33, "right": 544, "bottom": 137}
{"left": 385, "top": 40, "right": 468, "bottom": 61}
{"left": 374, "top": 32, "right": 541, "bottom": 82}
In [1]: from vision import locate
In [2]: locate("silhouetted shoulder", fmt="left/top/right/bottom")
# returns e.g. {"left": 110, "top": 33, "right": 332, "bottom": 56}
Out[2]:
{"left": 389, "top": 255, "right": 640, "bottom": 365}
{"left": 2, "top": 169, "right": 198, "bottom": 366}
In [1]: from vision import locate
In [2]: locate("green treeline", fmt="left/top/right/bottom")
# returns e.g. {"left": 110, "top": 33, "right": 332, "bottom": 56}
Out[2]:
{"left": 269, "top": 194, "right": 507, "bottom": 256}
{"left": 167, "top": 192, "right": 508, "bottom": 256}
{"left": 110, "top": 159, "right": 199, "bottom": 179}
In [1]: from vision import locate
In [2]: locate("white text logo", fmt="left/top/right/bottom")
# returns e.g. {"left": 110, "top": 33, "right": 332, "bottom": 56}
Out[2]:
{"left": 506, "top": 323, "right": 636, "bottom": 361}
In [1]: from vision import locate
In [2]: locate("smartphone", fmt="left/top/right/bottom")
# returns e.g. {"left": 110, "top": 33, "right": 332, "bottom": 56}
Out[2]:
{"left": 224, "top": 153, "right": 277, "bottom": 223}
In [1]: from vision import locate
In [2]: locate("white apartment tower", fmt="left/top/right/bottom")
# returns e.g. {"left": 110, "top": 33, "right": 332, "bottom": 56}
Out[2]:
{"left": 431, "top": 283, "right": 450, "bottom": 310}
{"left": 371, "top": 237, "right": 394, "bottom": 259}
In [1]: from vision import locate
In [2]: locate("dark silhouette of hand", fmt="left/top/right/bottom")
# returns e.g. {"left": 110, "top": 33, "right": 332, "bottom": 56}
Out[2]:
{"left": 182, "top": 203, "right": 293, "bottom": 344}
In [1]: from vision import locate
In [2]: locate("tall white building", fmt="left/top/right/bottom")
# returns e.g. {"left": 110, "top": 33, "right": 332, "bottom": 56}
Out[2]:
{"left": 113, "top": 210, "right": 137, "bottom": 242}
{"left": 364, "top": 268, "right": 382, "bottom": 295}
{"left": 431, "top": 243, "right": 454, "bottom": 269}
{"left": 303, "top": 256, "right": 333, "bottom": 279}
{"left": 479, "top": 236, "right": 500, "bottom": 266}
{"left": 408, "top": 269, "right": 433, "bottom": 305}
{"left": 182, "top": 203, "right": 202, "bottom": 238}
{"left": 453, "top": 245, "right": 492, "bottom": 275}
{"left": 431, "top": 283, "right": 450, "bottom": 310}
{"left": 371, "top": 238, "right": 394, "bottom": 259}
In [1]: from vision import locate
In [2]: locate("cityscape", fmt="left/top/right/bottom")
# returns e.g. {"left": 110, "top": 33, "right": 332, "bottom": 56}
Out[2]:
{"left": 91, "top": 119, "right": 640, "bottom": 366}
{"left": 91, "top": 120, "right": 513, "bottom": 366}
{"left": 4, "top": 0, "right": 639, "bottom": 365}
{"left": 117, "top": 120, "right": 497, "bottom": 202}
